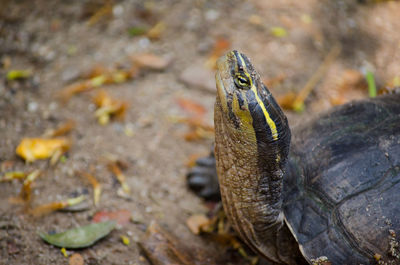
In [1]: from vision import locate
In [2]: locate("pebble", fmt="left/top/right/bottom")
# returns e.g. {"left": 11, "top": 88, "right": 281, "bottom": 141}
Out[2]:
{"left": 27, "top": 101, "right": 39, "bottom": 112}
{"left": 205, "top": 9, "right": 219, "bottom": 21}
{"left": 112, "top": 5, "right": 124, "bottom": 17}
{"left": 61, "top": 68, "right": 80, "bottom": 83}
{"left": 138, "top": 38, "right": 150, "bottom": 49}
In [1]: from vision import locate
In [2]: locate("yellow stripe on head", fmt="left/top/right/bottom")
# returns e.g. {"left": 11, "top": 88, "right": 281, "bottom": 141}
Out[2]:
{"left": 250, "top": 85, "right": 279, "bottom": 140}
{"left": 236, "top": 53, "right": 279, "bottom": 141}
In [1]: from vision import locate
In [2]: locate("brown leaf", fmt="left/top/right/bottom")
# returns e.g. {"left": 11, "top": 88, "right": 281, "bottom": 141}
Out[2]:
{"left": 276, "top": 92, "right": 297, "bottom": 110}
{"left": 107, "top": 162, "right": 130, "bottom": 194}
{"left": 30, "top": 196, "right": 86, "bottom": 217}
{"left": 176, "top": 97, "right": 207, "bottom": 117}
{"left": 185, "top": 153, "right": 205, "bottom": 168}
{"left": 93, "top": 90, "right": 128, "bottom": 125}
{"left": 86, "top": 1, "right": 113, "bottom": 26}
{"left": 263, "top": 73, "right": 286, "bottom": 88}
{"left": 205, "top": 37, "right": 231, "bottom": 69}
{"left": 186, "top": 214, "right": 211, "bottom": 235}
{"left": 19, "top": 170, "right": 41, "bottom": 203}
{"left": 58, "top": 65, "right": 138, "bottom": 103}
{"left": 147, "top": 22, "right": 166, "bottom": 40}
{"left": 42, "top": 120, "right": 76, "bottom": 138}
{"left": 292, "top": 43, "right": 341, "bottom": 112}
{"left": 329, "top": 69, "right": 366, "bottom": 106}
{"left": 69, "top": 253, "right": 84, "bottom": 265}
{"left": 80, "top": 171, "right": 101, "bottom": 205}
{"left": 171, "top": 116, "right": 214, "bottom": 141}
{"left": 92, "top": 209, "right": 131, "bottom": 226}
{"left": 132, "top": 53, "right": 171, "bottom": 70}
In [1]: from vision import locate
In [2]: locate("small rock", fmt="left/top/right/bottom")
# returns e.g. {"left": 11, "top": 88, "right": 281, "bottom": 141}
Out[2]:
{"left": 205, "top": 9, "right": 219, "bottom": 21}
{"left": 138, "top": 37, "right": 150, "bottom": 49}
{"left": 27, "top": 101, "right": 38, "bottom": 112}
{"left": 112, "top": 4, "right": 124, "bottom": 17}
{"left": 61, "top": 68, "right": 80, "bottom": 83}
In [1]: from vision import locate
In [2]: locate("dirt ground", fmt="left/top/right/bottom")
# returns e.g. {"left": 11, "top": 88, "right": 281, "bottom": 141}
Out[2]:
{"left": 1, "top": 0, "right": 400, "bottom": 264}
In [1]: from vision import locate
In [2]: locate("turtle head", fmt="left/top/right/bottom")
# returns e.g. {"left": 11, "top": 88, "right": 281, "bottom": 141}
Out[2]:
{"left": 214, "top": 51, "right": 292, "bottom": 262}
{"left": 215, "top": 50, "right": 291, "bottom": 167}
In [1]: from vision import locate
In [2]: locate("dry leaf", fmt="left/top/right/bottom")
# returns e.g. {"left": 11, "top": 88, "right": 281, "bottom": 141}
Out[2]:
{"left": 147, "top": 22, "right": 166, "bottom": 39}
{"left": 30, "top": 196, "right": 86, "bottom": 217}
{"left": 0, "top": 171, "right": 26, "bottom": 182}
{"left": 107, "top": 162, "right": 130, "bottom": 194}
{"left": 93, "top": 90, "right": 128, "bottom": 125}
{"left": 263, "top": 73, "right": 286, "bottom": 88}
{"left": 16, "top": 138, "right": 70, "bottom": 163}
{"left": 328, "top": 70, "right": 366, "bottom": 105}
{"left": 69, "top": 253, "right": 84, "bottom": 265}
{"left": 276, "top": 92, "right": 297, "bottom": 110}
{"left": 92, "top": 209, "right": 131, "bottom": 226}
{"left": 80, "top": 171, "right": 102, "bottom": 206}
{"left": 170, "top": 116, "right": 214, "bottom": 141}
{"left": 132, "top": 53, "right": 171, "bottom": 70}
{"left": 289, "top": 43, "right": 341, "bottom": 112}
{"left": 58, "top": 81, "right": 94, "bottom": 102}
{"left": 86, "top": 1, "right": 113, "bottom": 26}
{"left": 42, "top": 120, "right": 76, "bottom": 138}
{"left": 58, "top": 66, "right": 137, "bottom": 102}
{"left": 19, "top": 170, "right": 41, "bottom": 203}
{"left": 205, "top": 37, "right": 230, "bottom": 69}
{"left": 185, "top": 153, "right": 205, "bottom": 168}
{"left": 176, "top": 97, "right": 207, "bottom": 117}
{"left": 186, "top": 214, "right": 211, "bottom": 235}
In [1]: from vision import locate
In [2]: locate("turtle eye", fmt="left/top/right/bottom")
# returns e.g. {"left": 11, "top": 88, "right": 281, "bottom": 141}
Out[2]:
{"left": 234, "top": 73, "right": 251, "bottom": 89}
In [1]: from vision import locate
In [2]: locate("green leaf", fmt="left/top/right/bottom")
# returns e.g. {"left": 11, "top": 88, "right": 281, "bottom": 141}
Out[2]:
{"left": 366, "top": 71, "right": 377, "bottom": 98}
{"left": 39, "top": 221, "right": 116, "bottom": 249}
{"left": 128, "top": 27, "right": 147, "bottom": 36}
{"left": 6, "top": 70, "right": 31, "bottom": 80}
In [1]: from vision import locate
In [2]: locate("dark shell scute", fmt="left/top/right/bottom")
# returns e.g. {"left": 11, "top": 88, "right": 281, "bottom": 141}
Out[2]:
{"left": 283, "top": 94, "right": 400, "bottom": 262}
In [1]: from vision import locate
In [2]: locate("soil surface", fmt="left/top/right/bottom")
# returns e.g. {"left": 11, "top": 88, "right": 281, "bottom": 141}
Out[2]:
{"left": 1, "top": 0, "right": 400, "bottom": 264}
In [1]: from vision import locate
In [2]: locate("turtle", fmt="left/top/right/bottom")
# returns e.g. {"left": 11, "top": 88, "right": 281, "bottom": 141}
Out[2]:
{"left": 187, "top": 50, "right": 400, "bottom": 264}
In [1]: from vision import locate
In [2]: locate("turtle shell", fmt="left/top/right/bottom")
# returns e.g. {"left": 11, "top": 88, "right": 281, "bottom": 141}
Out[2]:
{"left": 283, "top": 94, "right": 400, "bottom": 264}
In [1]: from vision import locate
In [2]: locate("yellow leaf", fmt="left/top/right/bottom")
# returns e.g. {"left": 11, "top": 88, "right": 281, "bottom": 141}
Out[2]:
{"left": 270, "top": 27, "right": 287, "bottom": 37}
{"left": 147, "top": 22, "right": 166, "bottom": 40}
{"left": 80, "top": 172, "right": 102, "bottom": 206}
{"left": 16, "top": 138, "right": 70, "bottom": 163}
{"left": 61, "top": 247, "right": 68, "bottom": 257}
{"left": 0, "top": 171, "right": 26, "bottom": 182}
{"left": 121, "top": 235, "right": 130, "bottom": 245}
{"left": 93, "top": 90, "right": 128, "bottom": 125}
{"left": 7, "top": 69, "right": 31, "bottom": 80}
{"left": 301, "top": 14, "right": 312, "bottom": 24}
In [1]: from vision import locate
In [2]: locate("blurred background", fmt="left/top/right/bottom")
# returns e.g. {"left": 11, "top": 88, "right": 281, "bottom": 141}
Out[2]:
{"left": 1, "top": 0, "right": 399, "bottom": 264}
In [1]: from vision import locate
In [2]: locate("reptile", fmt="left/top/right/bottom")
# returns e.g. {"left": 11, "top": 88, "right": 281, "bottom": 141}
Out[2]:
{"left": 187, "top": 50, "right": 400, "bottom": 264}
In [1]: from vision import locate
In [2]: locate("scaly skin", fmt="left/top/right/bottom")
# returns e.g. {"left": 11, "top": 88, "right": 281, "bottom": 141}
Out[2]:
{"left": 214, "top": 51, "right": 305, "bottom": 264}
